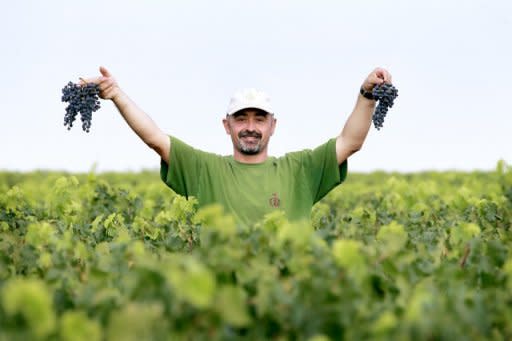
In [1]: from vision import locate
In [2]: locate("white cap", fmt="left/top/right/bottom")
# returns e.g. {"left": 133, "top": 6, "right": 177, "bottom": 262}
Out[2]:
{"left": 226, "top": 88, "right": 274, "bottom": 116}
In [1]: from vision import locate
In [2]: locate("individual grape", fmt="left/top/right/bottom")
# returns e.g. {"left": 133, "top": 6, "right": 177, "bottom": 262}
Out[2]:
{"left": 371, "top": 83, "right": 398, "bottom": 130}
{"left": 61, "top": 81, "right": 101, "bottom": 132}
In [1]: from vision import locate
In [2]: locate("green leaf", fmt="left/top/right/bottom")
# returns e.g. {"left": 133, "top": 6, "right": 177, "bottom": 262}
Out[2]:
{"left": 450, "top": 223, "right": 480, "bottom": 246}
{"left": 371, "top": 310, "right": 398, "bottom": 335}
{"left": 106, "top": 303, "right": 166, "bottom": 341}
{"left": 332, "top": 239, "right": 364, "bottom": 268}
{"left": 25, "top": 222, "right": 56, "bottom": 249}
{"left": 166, "top": 256, "right": 216, "bottom": 309}
{"left": 332, "top": 239, "right": 367, "bottom": 281}
{"left": 60, "top": 311, "right": 102, "bottom": 341}
{"left": 376, "top": 221, "right": 408, "bottom": 255}
{"left": 2, "top": 278, "right": 56, "bottom": 338}
{"left": 195, "top": 204, "right": 237, "bottom": 237}
{"left": 215, "top": 285, "right": 251, "bottom": 327}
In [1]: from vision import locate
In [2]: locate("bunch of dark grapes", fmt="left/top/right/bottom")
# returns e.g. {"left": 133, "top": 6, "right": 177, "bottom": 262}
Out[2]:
{"left": 371, "top": 83, "right": 398, "bottom": 130}
{"left": 61, "top": 81, "right": 101, "bottom": 132}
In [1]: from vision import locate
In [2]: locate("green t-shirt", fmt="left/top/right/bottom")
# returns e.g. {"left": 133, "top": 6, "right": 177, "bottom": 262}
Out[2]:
{"left": 160, "top": 136, "right": 347, "bottom": 226}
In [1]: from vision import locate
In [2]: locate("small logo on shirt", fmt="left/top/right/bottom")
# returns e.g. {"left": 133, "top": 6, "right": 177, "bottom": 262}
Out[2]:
{"left": 269, "top": 193, "right": 280, "bottom": 208}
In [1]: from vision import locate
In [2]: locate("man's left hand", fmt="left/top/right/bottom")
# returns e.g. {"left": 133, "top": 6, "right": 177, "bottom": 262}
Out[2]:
{"left": 361, "top": 67, "right": 393, "bottom": 92}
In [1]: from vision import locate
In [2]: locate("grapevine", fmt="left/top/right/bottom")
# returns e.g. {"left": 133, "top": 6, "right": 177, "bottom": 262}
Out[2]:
{"left": 1, "top": 162, "right": 511, "bottom": 340}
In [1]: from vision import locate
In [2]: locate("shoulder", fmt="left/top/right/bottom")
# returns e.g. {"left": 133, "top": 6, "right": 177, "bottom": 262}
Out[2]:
{"left": 171, "top": 136, "right": 225, "bottom": 160}
{"left": 278, "top": 138, "right": 336, "bottom": 163}
{"left": 277, "top": 150, "right": 304, "bottom": 166}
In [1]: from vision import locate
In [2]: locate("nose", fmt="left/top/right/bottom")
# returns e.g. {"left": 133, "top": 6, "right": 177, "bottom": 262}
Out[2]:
{"left": 246, "top": 118, "right": 256, "bottom": 131}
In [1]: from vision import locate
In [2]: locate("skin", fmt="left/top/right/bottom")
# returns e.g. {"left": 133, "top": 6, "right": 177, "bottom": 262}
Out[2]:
{"left": 83, "top": 66, "right": 392, "bottom": 166}
{"left": 222, "top": 109, "right": 276, "bottom": 164}
{"left": 336, "top": 67, "right": 392, "bottom": 164}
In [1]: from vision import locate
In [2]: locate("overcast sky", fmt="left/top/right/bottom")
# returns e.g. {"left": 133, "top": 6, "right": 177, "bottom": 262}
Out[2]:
{"left": 1, "top": 0, "right": 510, "bottom": 173}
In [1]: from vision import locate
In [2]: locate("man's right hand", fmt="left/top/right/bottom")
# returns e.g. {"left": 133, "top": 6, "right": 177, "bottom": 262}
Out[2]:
{"left": 80, "top": 66, "right": 121, "bottom": 101}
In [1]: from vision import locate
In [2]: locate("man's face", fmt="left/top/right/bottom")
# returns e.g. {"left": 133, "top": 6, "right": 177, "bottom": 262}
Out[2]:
{"left": 223, "top": 109, "right": 276, "bottom": 155}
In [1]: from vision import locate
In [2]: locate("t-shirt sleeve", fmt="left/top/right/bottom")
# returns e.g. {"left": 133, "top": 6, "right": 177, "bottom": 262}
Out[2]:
{"left": 303, "top": 138, "right": 348, "bottom": 203}
{"left": 159, "top": 136, "right": 204, "bottom": 198}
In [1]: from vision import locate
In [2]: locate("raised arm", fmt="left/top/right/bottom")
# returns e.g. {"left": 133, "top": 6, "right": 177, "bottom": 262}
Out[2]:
{"left": 83, "top": 66, "right": 171, "bottom": 164}
{"left": 335, "top": 67, "right": 392, "bottom": 164}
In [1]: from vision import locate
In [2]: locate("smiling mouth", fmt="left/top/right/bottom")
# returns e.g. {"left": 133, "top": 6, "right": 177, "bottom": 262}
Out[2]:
{"left": 242, "top": 136, "right": 260, "bottom": 142}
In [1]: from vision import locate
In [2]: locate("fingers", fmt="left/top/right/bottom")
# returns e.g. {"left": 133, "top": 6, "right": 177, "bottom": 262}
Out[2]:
{"left": 74, "top": 66, "right": 119, "bottom": 100}
{"left": 97, "top": 78, "right": 119, "bottom": 99}
{"left": 361, "top": 67, "right": 393, "bottom": 92}
{"left": 97, "top": 78, "right": 113, "bottom": 91}
{"left": 99, "top": 66, "right": 112, "bottom": 77}
{"left": 79, "top": 76, "right": 102, "bottom": 85}
{"left": 78, "top": 66, "right": 113, "bottom": 85}
{"left": 369, "top": 73, "right": 385, "bottom": 86}
{"left": 373, "top": 67, "right": 392, "bottom": 84}
{"left": 97, "top": 66, "right": 117, "bottom": 92}
{"left": 78, "top": 76, "right": 112, "bottom": 90}
{"left": 99, "top": 85, "right": 118, "bottom": 100}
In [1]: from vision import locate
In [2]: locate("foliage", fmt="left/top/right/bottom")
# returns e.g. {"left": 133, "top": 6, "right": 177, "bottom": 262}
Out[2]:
{"left": 1, "top": 162, "right": 511, "bottom": 340}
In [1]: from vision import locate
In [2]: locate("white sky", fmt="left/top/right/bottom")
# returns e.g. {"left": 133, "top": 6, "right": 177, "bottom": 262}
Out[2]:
{"left": 1, "top": 0, "right": 510, "bottom": 173}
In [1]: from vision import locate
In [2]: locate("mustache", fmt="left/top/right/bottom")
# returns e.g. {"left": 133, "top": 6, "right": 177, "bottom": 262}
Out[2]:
{"left": 239, "top": 131, "right": 261, "bottom": 139}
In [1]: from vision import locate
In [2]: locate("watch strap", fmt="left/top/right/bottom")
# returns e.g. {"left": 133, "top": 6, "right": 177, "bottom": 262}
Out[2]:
{"left": 360, "top": 87, "right": 375, "bottom": 100}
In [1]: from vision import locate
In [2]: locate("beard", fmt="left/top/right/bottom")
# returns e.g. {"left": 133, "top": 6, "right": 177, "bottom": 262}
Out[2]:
{"left": 237, "top": 130, "right": 264, "bottom": 155}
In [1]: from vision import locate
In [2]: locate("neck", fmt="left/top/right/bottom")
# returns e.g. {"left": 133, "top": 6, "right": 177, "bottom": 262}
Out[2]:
{"left": 232, "top": 149, "right": 269, "bottom": 164}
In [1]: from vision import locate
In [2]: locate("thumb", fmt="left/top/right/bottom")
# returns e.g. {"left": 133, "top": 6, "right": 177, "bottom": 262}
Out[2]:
{"left": 99, "top": 66, "right": 112, "bottom": 77}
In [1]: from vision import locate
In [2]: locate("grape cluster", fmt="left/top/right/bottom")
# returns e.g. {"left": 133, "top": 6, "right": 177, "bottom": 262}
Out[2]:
{"left": 371, "top": 83, "right": 398, "bottom": 130}
{"left": 61, "top": 81, "right": 101, "bottom": 132}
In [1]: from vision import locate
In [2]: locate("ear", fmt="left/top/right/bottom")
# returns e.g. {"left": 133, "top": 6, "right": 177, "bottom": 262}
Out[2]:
{"left": 270, "top": 117, "right": 277, "bottom": 136}
{"left": 222, "top": 117, "right": 231, "bottom": 135}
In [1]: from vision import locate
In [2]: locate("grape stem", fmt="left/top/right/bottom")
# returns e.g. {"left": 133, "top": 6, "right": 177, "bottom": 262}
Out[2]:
{"left": 459, "top": 244, "right": 471, "bottom": 268}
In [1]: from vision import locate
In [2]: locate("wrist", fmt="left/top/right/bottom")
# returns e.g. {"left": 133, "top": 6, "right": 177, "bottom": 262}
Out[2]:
{"left": 111, "top": 88, "right": 124, "bottom": 103}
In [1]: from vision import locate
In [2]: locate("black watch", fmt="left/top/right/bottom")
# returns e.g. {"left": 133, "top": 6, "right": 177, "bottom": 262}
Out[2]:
{"left": 360, "top": 87, "right": 375, "bottom": 100}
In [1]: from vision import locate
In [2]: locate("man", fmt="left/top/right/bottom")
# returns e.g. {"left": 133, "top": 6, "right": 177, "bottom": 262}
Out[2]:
{"left": 85, "top": 66, "right": 392, "bottom": 226}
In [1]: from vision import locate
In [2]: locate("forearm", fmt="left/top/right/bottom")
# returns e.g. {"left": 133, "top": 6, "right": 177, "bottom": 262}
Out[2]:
{"left": 112, "top": 90, "right": 166, "bottom": 150}
{"left": 334, "top": 67, "right": 392, "bottom": 164}
{"left": 339, "top": 94, "right": 376, "bottom": 149}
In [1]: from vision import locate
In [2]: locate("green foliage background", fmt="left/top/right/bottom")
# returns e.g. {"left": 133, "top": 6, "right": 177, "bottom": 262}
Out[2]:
{"left": 1, "top": 161, "right": 511, "bottom": 340}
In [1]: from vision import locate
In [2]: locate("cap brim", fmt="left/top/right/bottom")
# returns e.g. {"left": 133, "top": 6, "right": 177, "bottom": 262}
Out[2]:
{"left": 227, "top": 105, "right": 273, "bottom": 116}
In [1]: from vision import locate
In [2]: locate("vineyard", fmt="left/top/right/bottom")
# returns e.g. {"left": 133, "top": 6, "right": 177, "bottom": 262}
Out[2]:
{"left": 1, "top": 162, "right": 511, "bottom": 340}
